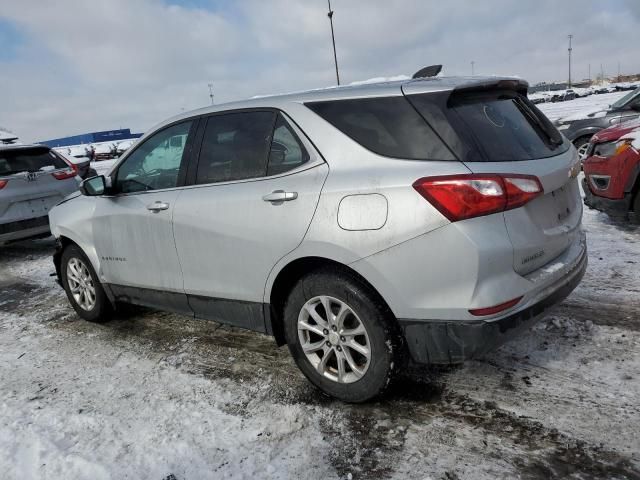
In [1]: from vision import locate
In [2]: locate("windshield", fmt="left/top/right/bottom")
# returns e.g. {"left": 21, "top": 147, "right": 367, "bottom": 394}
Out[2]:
{"left": 611, "top": 87, "right": 640, "bottom": 109}
{"left": 0, "top": 147, "right": 67, "bottom": 176}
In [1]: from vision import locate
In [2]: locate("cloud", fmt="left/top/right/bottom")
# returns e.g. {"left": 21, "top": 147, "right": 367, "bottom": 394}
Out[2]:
{"left": 1, "top": 0, "right": 639, "bottom": 141}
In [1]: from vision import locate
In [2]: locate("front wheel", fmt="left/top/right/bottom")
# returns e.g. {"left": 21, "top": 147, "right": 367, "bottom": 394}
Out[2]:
{"left": 574, "top": 136, "right": 591, "bottom": 160}
{"left": 283, "top": 268, "right": 402, "bottom": 403}
{"left": 60, "top": 245, "right": 113, "bottom": 322}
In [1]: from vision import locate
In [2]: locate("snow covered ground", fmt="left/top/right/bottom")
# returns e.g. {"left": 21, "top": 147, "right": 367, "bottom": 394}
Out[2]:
{"left": 1, "top": 195, "right": 639, "bottom": 479}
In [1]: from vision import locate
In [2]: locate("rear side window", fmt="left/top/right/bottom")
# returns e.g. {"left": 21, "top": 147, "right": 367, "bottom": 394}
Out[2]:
{"left": 196, "top": 111, "right": 276, "bottom": 184}
{"left": 306, "top": 97, "right": 455, "bottom": 161}
{"left": 267, "top": 114, "right": 309, "bottom": 176}
{"left": 407, "top": 91, "right": 568, "bottom": 162}
{"left": 0, "top": 148, "right": 66, "bottom": 176}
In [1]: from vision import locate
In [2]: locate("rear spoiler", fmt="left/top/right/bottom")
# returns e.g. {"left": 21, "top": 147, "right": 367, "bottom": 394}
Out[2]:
{"left": 452, "top": 78, "right": 529, "bottom": 96}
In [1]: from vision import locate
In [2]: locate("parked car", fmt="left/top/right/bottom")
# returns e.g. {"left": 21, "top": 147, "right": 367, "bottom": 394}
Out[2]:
{"left": 54, "top": 147, "right": 97, "bottom": 179}
{"left": 49, "top": 76, "right": 586, "bottom": 402}
{"left": 555, "top": 87, "right": 640, "bottom": 158}
{"left": 550, "top": 90, "right": 577, "bottom": 103}
{"left": 582, "top": 119, "right": 640, "bottom": 221}
{"left": 0, "top": 129, "right": 19, "bottom": 145}
{"left": 115, "top": 139, "right": 137, "bottom": 156}
{"left": 1, "top": 144, "right": 80, "bottom": 245}
{"left": 93, "top": 142, "right": 117, "bottom": 161}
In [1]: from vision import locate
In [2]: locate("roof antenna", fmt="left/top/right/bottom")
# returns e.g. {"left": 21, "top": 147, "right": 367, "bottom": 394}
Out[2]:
{"left": 412, "top": 65, "right": 442, "bottom": 79}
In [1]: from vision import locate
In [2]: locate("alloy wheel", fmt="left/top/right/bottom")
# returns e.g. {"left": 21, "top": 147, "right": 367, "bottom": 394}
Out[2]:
{"left": 297, "top": 295, "right": 371, "bottom": 384}
{"left": 577, "top": 142, "right": 590, "bottom": 160}
{"left": 66, "top": 257, "right": 96, "bottom": 311}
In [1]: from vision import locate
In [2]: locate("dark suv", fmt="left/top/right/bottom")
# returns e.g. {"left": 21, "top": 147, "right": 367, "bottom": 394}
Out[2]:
{"left": 554, "top": 87, "right": 640, "bottom": 158}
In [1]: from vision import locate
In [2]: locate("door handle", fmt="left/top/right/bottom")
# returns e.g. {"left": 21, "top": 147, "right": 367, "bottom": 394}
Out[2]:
{"left": 147, "top": 201, "right": 170, "bottom": 212}
{"left": 262, "top": 190, "right": 298, "bottom": 204}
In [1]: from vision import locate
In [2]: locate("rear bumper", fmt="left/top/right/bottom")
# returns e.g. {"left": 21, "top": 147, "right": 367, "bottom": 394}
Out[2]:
{"left": 398, "top": 238, "right": 588, "bottom": 365}
{"left": 582, "top": 178, "right": 631, "bottom": 217}
{"left": 0, "top": 216, "right": 50, "bottom": 244}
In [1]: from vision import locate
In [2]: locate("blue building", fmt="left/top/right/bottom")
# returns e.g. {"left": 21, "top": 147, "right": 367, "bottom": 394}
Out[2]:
{"left": 40, "top": 128, "right": 143, "bottom": 148}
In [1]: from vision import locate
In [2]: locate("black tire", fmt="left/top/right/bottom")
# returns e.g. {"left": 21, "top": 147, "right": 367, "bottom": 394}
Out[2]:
{"left": 283, "top": 267, "right": 402, "bottom": 403}
{"left": 631, "top": 191, "right": 640, "bottom": 223}
{"left": 60, "top": 245, "right": 113, "bottom": 323}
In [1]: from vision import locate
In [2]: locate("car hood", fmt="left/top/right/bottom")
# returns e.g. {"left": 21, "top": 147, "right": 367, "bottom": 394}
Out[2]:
{"left": 559, "top": 107, "right": 608, "bottom": 123}
{"left": 591, "top": 118, "right": 640, "bottom": 143}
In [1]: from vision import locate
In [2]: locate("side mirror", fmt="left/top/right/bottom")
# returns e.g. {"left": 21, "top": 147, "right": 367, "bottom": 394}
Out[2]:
{"left": 80, "top": 175, "right": 106, "bottom": 196}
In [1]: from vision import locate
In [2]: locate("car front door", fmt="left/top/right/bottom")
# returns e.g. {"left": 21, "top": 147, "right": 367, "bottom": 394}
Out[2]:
{"left": 172, "top": 111, "right": 328, "bottom": 331}
{"left": 92, "top": 120, "right": 196, "bottom": 313}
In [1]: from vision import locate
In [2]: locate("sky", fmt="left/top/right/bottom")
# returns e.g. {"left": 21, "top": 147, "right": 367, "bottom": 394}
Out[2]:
{"left": 1, "top": 0, "right": 640, "bottom": 142}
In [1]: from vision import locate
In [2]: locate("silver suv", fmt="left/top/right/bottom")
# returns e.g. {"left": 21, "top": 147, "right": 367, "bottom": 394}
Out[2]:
{"left": 1, "top": 144, "right": 80, "bottom": 245}
{"left": 49, "top": 76, "right": 587, "bottom": 402}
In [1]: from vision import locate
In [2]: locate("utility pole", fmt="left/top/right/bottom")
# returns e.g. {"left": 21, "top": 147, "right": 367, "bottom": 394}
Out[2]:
{"left": 208, "top": 83, "right": 214, "bottom": 105}
{"left": 600, "top": 64, "right": 604, "bottom": 83}
{"left": 471, "top": 61, "right": 475, "bottom": 76}
{"left": 567, "top": 34, "right": 573, "bottom": 88}
{"left": 618, "top": 61, "right": 621, "bottom": 82}
{"left": 327, "top": 0, "right": 340, "bottom": 85}
{"left": 588, "top": 63, "right": 591, "bottom": 84}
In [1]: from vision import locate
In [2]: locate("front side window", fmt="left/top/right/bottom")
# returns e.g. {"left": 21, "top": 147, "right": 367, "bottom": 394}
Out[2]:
{"left": 115, "top": 121, "right": 192, "bottom": 193}
{"left": 267, "top": 114, "right": 310, "bottom": 176}
{"left": 196, "top": 111, "right": 276, "bottom": 184}
{"left": 611, "top": 87, "right": 640, "bottom": 109}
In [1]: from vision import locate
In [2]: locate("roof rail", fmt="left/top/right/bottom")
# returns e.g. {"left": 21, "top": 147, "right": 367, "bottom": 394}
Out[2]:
{"left": 412, "top": 65, "right": 442, "bottom": 79}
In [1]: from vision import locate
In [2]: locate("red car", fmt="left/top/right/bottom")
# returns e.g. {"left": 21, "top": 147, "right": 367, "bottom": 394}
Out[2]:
{"left": 582, "top": 119, "right": 640, "bottom": 221}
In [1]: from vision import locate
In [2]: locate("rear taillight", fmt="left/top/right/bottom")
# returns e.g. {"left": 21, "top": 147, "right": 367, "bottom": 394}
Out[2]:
{"left": 51, "top": 155, "right": 78, "bottom": 180}
{"left": 0, "top": 179, "right": 7, "bottom": 189}
{"left": 52, "top": 168, "right": 77, "bottom": 180}
{"left": 413, "top": 174, "right": 543, "bottom": 222}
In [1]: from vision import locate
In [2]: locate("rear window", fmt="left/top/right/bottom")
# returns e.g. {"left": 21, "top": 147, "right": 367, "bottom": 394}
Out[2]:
{"left": 0, "top": 147, "right": 67, "bottom": 176}
{"left": 306, "top": 96, "right": 455, "bottom": 161}
{"left": 407, "top": 90, "right": 568, "bottom": 162}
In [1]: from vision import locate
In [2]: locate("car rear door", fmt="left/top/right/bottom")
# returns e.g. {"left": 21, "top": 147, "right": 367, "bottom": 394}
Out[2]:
{"left": 172, "top": 110, "right": 328, "bottom": 331}
{"left": 91, "top": 120, "right": 196, "bottom": 312}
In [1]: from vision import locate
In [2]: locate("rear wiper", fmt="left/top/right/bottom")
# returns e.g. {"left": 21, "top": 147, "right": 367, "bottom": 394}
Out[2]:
{"left": 515, "top": 99, "right": 563, "bottom": 147}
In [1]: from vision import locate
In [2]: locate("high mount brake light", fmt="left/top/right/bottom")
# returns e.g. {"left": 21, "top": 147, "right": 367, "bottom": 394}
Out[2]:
{"left": 412, "top": 174, "right": 543, "bottom": 222}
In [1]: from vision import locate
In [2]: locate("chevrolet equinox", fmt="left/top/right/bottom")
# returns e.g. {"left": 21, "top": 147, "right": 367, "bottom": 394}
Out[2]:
{"left": 49, "top": 76, "right": 587, "bottom": 402}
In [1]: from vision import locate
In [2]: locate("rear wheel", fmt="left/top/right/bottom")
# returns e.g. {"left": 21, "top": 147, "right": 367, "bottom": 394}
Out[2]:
{"left": 60, "top": 245, "right": 113, "bottom": 322}
{"left": 283, "top": 268, "right": 401, "bottom": 402}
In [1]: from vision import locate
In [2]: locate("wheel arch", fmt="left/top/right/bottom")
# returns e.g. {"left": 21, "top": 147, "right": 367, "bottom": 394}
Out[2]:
{"left": 266, "top": 256, "right": 396, "bottom": 346}
{"left": 53, "top": 235, "right": 78, "bottom": 280}
{"left": 570, "top": 128, "right": 600, "bottom": 144}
